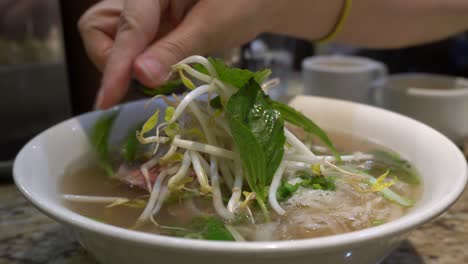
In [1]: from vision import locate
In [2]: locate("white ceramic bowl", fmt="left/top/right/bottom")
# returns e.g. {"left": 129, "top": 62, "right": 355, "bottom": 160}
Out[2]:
{"left": 14, "top": 96, "right": 467, "bottom": 264}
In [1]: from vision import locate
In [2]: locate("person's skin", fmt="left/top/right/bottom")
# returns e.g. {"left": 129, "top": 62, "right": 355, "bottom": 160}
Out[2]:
{"left": 78, "top": 0, "right": 468, "bottom": 109}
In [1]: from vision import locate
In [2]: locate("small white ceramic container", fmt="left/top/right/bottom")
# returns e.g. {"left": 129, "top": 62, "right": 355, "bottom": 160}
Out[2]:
{"left": 302, "top": 55, "right": 387, "bottom": 104}
{"left": 375, "top": 73, "right": 468, "bottom": 145}
{"left": 14, "top": 96, "right": 467, "bottom": 264}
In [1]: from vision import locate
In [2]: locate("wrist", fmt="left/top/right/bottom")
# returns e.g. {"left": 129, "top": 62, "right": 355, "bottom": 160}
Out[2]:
{"left": 262, "top": 0, "right": 345, "bottom": 42}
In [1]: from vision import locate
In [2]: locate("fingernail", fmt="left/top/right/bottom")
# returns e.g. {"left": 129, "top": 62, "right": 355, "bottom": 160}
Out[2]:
{"left": 136, "top": 57, "right": 168, "bottom": 87}
{"left": 94, "top": 88, "right": 105, "bottom": 110}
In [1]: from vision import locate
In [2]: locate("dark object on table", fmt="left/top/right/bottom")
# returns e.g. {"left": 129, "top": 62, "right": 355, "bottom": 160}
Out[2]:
{"left": 357, "top": 34, "right": 468, "bottom": 77}
{"left": 0, "top": 63, "right": 71, "bottom": 166}
{"left": 0, "top": 0, "right": 71, "bottom": 178}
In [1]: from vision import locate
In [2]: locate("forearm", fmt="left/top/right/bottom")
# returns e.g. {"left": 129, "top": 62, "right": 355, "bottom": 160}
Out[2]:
{"left": 268, "top": 0, "right": 468, "bottom": 49}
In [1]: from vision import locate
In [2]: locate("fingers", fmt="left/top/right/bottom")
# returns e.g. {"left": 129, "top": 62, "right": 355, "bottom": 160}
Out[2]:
{"left": 168, "top": 0, "right": 197, "bottom": 26}
{"left": 79, "top": 24, "right": 114, "bottom": 71}
{"left": 133, "top": 0, "right": 262, "bottom": 88}
{"left": 133, "top": 3, "right": 212, "bottom": 88}
{"left": 78, "top": 0, "right": 122, "bottom": 71}
{"left": 96, "top": 0, "right": 167, "bottom": 109}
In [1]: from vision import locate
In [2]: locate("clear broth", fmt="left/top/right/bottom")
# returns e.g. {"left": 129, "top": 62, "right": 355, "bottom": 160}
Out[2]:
{"left": 60, "top": 131, "right": 422, "bottom": 241}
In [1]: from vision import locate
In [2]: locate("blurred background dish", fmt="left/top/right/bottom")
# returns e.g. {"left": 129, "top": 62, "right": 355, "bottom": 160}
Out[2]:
{"left": 375, "top": 73, "right": 468, "bottom": 144}
{"left": 301, "top": 55, "right": 386, "bottom": 104}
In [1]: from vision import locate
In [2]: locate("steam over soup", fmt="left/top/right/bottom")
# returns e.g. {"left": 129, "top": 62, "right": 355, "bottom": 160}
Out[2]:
{"left": 61, "top": 56, "right": 421, "bottom": 241}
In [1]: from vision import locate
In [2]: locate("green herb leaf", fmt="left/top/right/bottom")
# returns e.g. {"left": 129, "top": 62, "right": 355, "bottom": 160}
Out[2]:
{"left": 192, "top": 63, "right": 209, "bottom": 75}
{"left": 254, "top": 68, "right": 272, "bottom": 84}
{"left": 271, "top": 101, "right": 340, "bottom": 161}
{"left": 200, "top": 217, "right": 235, "bottom": 241}
{"left": 185, "top": 217, "right": 235, "bottom": 241}
{"left": 298, "top": 170, "right": 336, "bottom": 191}
{"left": 90, "top": 112, "right": 118, "bottom": 177}
{"left": 277, "top": 181, "right": 300, "bottom": 202}
{"left": 122, "top": 125, "right": 141, "bottom": 161}
{"left": 300, "top": 176, "right": 336, "bottom": 191}
{"left": 226, "top": 79, "right": 285, "bottom": 197}
{"left": 133, "top": 79, "right": 182, "bottom": 96}
{"left": 228, "top": 118, "right": 266, "bottom": 195}
{"left": 370, "top": 150, "right": 420, "bottom": 185}
{"left": 208, "top": 58, "right": 271, "bottom": 88}
{"left": 277, "top": 171, "right": 336, "bottom": 202}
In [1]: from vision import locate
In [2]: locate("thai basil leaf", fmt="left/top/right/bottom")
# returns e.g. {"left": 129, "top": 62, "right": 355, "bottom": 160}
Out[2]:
{"left": 208, "top": 58, "right": 271, "bottom": 88}
{"left": 90, "top": 112, "right": 118, "bottom": 177}
{"left": 253, "top": 68, "right": 272, "bottom": 84}
{"left": 228, "top": 118, "right": 266, "bottom": 195}
{"left": 249, "top": 87, "right": 285, "bottom": 184}
{"left": 226, "top": 78, "right": 285, "bottom": 196}
{"left": 271, "top": 101, "right": 340, "bottom": 161}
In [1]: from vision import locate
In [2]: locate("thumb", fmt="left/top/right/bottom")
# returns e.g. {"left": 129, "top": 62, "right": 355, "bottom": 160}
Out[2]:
{"left": 133, "top": 13, "right": 212, "bottom": 88}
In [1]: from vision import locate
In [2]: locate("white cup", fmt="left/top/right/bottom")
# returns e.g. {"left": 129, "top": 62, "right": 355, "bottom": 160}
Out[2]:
{"left": 302, "top": 55, "right": 387, "bottom": 104}
{"left": 375, "top": 73, "right": 468, "bottom": 144}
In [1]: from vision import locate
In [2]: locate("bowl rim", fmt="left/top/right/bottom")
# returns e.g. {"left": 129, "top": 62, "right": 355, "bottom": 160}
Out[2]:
{"left": 13, "top": 96, "right": 468, "bottom": 254}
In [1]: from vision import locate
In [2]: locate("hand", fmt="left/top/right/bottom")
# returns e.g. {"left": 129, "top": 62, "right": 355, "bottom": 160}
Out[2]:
{"left": 79, "top": 0, "right": 271, "bottom": 109}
